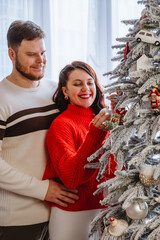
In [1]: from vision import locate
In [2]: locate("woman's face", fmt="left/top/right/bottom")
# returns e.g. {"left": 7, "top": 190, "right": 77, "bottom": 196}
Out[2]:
{"left": 62, "top": 69, "right": 96, "bottom": 108}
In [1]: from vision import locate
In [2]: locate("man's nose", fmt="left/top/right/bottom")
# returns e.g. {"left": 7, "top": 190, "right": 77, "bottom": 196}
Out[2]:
{"left": 36, "top": 54, "right": 43, "bottom": 63}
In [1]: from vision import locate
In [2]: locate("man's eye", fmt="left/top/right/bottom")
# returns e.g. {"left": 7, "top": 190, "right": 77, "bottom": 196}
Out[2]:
{"left": 28, "top": 53, "right": 35, "bottom": 56}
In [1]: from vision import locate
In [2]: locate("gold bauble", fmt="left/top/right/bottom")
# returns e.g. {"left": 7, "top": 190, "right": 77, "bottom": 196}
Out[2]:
{"left": 139, "top": 164, "right": 158, "bottom": 186}
{"left": 139, "top": 173, "right": 158, "bottom": 186}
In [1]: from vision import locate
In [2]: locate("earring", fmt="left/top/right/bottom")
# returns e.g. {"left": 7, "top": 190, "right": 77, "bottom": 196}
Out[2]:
{"left": 64, "top": 95, "right": 68, "bottom": 100}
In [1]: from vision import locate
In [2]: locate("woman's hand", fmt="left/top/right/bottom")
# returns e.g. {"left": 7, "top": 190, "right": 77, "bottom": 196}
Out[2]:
{"left": 91, "top": 108, "right": 112, "bottom": 132}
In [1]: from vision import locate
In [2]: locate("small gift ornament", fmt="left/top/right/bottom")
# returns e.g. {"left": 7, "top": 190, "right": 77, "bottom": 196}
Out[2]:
{"left": 111, "top": 108, "right": 127, "bottom": 125}
{"left": 108, "top": 92, "right": 127, "bottom": 126}
{"left": 126, "top": 201, "right": 148, "bottom": 220}
{"left": 108, "top": 218, "right": 128, "bottom": 237}
{"left": 149, "top": 85, "right": 160, "bottom": 110}
{"left": 139, "top": 164, "right": 158, "bottom": 186}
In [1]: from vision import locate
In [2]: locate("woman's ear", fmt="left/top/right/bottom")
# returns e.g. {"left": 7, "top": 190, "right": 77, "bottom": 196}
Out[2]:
{"left": 62, "top": 86, "right": 69, "bottom": 100}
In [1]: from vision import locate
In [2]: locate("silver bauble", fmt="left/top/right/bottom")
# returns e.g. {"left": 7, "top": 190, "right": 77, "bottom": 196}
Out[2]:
{"left": 126, "top": 202, "right": 148, "bottom": 220}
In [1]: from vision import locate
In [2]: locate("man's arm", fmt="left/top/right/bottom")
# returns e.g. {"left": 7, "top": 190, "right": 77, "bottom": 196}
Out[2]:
{"left": 0, "top": 156, "right": 79, "bottom": 205}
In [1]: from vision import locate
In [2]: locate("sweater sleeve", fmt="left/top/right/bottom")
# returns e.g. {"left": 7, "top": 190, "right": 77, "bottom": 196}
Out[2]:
{"left": 0, "top": 153, "right": 49, "bottom": 200}
{"left": 0, "top": 131, "right": 48, "bottom": 201}
{"left": 46, "top": 120, "right": 107, "bottom": 189}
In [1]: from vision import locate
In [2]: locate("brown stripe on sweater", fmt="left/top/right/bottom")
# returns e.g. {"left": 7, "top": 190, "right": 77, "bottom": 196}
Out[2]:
{"left": 0, "top": 120, "right": 6, "bottom": 126}
{"left": 4, "top": 112, "right": 59, "bottom": 137}
{"left": 7, "top": 104, "right": 58, "bottom": 124}
{"left": 0, "top": 129, "right": 5, "bottom": 140}
{"left": 0, "top": 121, "right": 6, "bottom": 140}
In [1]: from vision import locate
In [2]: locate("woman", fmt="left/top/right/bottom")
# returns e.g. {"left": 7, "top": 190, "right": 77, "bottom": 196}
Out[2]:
{"left": 43, "top": 61, "right": 115, "bottom": 240}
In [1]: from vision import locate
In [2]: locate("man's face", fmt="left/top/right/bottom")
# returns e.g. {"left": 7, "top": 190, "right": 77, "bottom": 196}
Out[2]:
{"left": 14, "top": 38, "right": 47, "bottom": 81}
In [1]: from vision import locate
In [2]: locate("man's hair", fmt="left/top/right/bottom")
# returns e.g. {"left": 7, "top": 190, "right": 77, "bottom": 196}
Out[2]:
{"left": 7, "top": 20, "right": 45, "bottom": 49}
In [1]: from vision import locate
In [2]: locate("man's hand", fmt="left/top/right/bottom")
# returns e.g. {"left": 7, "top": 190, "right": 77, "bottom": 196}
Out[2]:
{"left": 44, "top": 180, "right": 79, "bottom": 207}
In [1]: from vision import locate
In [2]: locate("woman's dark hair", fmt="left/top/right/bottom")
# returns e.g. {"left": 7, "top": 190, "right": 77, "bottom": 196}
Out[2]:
{"left": 7, "top": 20, "right": 45, "bottom": 50}
{"left": 53, "top": 61, "right": 105, "bottom": 114}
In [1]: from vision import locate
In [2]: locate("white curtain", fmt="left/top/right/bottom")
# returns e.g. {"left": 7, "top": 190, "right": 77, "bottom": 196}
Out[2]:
{"left": 0, "top": 0, "right": 28, "bottom": 79}
{"left": 0, "top": 0, "right": 52, "bottom": 80}
{"left": 111, "top": 0, "right": 144, "bottom": 72}
{"left": 50, "top": 0, "right": 89, "bottom": 82}
{"left": 87, "top": 0, "right": 112, "bottom": 85}
{"left": 0, "top": 0, "right": 144, "bottom": 85}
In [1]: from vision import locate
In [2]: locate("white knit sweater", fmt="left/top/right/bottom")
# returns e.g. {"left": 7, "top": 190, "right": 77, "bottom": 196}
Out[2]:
{"left": 0, "top": 78, "right": 59, "bottom": 226}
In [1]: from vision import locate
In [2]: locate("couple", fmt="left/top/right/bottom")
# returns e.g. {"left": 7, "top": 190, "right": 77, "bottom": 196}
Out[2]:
{"left": 0, "top": 20, "right": 115, "bottom": 240}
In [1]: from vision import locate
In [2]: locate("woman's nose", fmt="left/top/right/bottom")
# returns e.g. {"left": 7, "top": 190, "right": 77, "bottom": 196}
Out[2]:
{"left": 81, "top": 84, "right": 89, "bottom": 91}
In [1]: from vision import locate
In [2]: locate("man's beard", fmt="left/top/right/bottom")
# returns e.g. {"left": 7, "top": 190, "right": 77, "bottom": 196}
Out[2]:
{"left": 15, "top": 57, "right": 45, "bottom": 81}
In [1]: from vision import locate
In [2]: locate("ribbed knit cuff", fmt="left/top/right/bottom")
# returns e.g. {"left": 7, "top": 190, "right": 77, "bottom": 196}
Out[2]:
{"left": 32, "top": 179, "right": 49, "bottom": 200}
{"left": 89, "top": 123, "right": 108, "bottom": 142}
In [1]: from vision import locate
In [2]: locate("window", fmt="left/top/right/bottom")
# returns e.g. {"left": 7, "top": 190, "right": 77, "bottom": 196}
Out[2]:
{"left": 0, "top": 0, "right": 28, "bottom": 79}
{"left": 0, "top": 0, "right": 144, "bottom": 86}
{"left": 146, "top": 33, "right": 152, "bottom": 37}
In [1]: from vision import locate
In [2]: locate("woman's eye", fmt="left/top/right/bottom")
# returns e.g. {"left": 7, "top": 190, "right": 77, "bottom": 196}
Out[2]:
{"left": 88, "top": 82, "right": 94, "bottom": 85}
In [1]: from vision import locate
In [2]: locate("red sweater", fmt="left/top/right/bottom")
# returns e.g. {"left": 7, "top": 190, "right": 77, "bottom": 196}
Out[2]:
{"left": 43, "top": 104, "right": 109, "bottom": 211}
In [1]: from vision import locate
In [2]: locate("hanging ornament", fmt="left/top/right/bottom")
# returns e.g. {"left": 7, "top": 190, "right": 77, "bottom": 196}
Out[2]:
{"left": 149, "top": 85, "right": 160, "bottom": 110}
{"left": 111, "top": 108, "right": 127, "bottom": 125}
{"left": 135, "top": 29, "right": 160, "bottom": 46}
{"left": 108, "top": 218, "right": 128, "bottom": 237}
{"left": 124, "top": 42, "right": 130, "bottom": 60}
{"left": 126, "top": 202, "right": 148, "bottom": 220}
{"left": 100, "top": 108, "right": 116, "bottom": 130}
{"left": 104, "top": 153, "right": 117, "bottom": 180}
{"left": 139, "top": 8, "right": 148, "bottom": 30}
{"left": 139, "top": 7, "right": 157, "bottom": 30}
{"left": 139, "top": 164, "right": 158, "bottom": 186}
{"left": 107, "top": 92, "right": 127, "bottom": 126}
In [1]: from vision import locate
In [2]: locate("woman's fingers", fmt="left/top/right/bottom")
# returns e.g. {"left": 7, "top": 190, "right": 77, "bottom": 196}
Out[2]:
{"left": 92, "top": 110, "right": 111, "bottom": 130}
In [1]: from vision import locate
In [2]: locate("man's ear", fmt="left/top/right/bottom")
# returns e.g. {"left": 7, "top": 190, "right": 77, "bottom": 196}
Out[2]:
{"left": 8, "top": 47, "right": 16, "bottom": 61}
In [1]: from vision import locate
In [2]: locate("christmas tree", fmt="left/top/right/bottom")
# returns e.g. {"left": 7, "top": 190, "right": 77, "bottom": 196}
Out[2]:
{"left": 87, "top": 0, "right": 160, "bottom": 239}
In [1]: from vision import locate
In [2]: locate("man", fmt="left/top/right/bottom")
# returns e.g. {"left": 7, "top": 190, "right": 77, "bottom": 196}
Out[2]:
{"left": 0, "top": 20, "right": 78, "bottom": 240}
